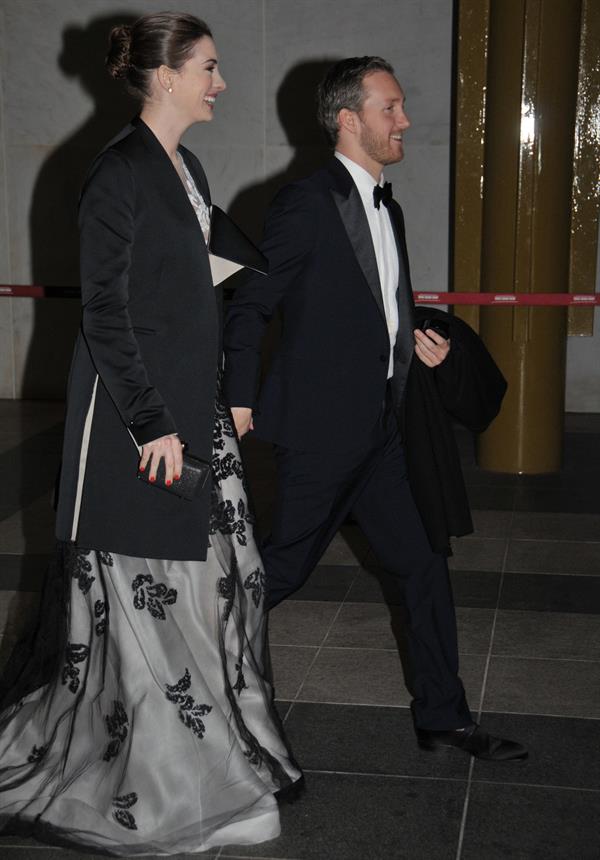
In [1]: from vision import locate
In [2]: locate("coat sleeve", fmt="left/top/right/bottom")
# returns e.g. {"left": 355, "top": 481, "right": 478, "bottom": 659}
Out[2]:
{"left": 223, "top": 184, "right": 318, "bottom": 408}
{"left": 79, "top": 149, "right": 177, "bottom": 446}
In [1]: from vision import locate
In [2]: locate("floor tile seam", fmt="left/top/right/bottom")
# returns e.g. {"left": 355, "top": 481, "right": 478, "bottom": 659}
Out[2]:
{"left": 222, "top": 856, "right": 301, "bottom": 860}
{"left": 507, "top": 537, "right": 600, "bottom": 546}
{"left": 273, "top": 644, "right": 495, "bottom": 656}
{"left": 275, "top": 700, "right": 600, "bottom": 722}
{"left": 287, "top": 592, "right": 351, "bottom": 711}
{"left": 289, "top": 696, "right": 412, "bottom": 708}
{"left": 302, "top": 767, "right": 468, "bottom": 784}
{"left": 455, "top": 498, "right": 508, "bottom": 860}
{"left": 500, "top": 569, "right": 600, "bottom": 578}
{"left": 475, "top": 499, "right": 512, "bottom": 726}
{"left": 486, "top": 654, "right": 600, "bottom": 664}
{"left": 324, "top": 561, "right": 360, "bottom": 612}
{"left": 470, "top": 778, "right": 600, "bottom": 794}
{"left": 455, "top": 758, "right": 474, "bottom": 860}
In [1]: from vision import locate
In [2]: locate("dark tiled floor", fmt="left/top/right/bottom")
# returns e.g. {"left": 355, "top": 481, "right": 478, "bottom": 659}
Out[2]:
{"left": 1, "top": 402, "right": 600, "bottom": 859}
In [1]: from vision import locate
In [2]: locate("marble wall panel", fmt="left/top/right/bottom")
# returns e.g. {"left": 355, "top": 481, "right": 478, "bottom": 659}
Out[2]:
{"left": 3, "top": 0, "right": 263, "bottom": 150}
{"left": 566, "top": 318, "right": 600, "bottom": 413}
{"left": 0, "top": 300, "right": 15, "bottom": 399}
{"left": 0, "top": 5, "right": 9, "bottom": 279}
{"left": 265, "top": 0, "right": 453, "bottom": 146}
{"left": 390, "top": 141, "right": 451, "bottom": 293}
{"left": 0, "top": 7, "right": 15, "bottom": 398}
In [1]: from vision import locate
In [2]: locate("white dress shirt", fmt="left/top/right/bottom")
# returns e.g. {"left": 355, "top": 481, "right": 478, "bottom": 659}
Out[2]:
{"left": 335, "top": 151, "right": 399, "bottom": 378}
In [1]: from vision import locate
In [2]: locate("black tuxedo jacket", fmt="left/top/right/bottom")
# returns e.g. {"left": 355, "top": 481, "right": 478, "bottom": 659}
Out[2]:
{"left": 55, "top": 117, "right": 220, "bottom": 560}
{"left": 224, "top": 158, "right": 507, "bottom": 554}
{"left": 224, "top": 157, "right": 415, "bottom": 451}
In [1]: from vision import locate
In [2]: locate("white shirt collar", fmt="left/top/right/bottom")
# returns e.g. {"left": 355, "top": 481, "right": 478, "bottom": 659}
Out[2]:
{"left": 334, "top": 151, "right": 384, "bottom": 199}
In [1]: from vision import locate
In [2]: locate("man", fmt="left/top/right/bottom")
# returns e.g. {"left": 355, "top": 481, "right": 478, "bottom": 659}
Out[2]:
{"left": 224, "top": 57, "right": 525, "bottom": 761}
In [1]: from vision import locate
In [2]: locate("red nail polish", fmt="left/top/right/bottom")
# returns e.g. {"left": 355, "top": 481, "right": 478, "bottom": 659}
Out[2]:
{"left": 166, "top": 480, "right": 172, "bottom": 486}
{"left": 139, "top": 465, "right": 145, "bottom": 473}
{"left": 149, "top": 476, "right": 156, "bottom": 483}
{"left": 174, "top": 474, "right": 180, "bottom": 481}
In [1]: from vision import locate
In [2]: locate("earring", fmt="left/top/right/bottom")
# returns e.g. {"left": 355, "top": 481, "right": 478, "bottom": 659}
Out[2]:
{"left": 168, "top": 86, "right": 173, "bottom": 93}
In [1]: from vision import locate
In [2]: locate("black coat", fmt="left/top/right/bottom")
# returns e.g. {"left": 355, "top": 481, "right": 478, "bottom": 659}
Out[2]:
{"left": 224, "top": 158, "right": 506, "bottom": 555}
{"left": 405, "top": 306, "right": 507, "bottom": 554}
{"left": 55, "top": 118, "right": 220, "bottom": 561}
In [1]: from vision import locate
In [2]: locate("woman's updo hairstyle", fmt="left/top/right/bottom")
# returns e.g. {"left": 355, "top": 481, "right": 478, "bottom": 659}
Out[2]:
{"left": 106, "top": 11, "right": 212, "bottom": 98}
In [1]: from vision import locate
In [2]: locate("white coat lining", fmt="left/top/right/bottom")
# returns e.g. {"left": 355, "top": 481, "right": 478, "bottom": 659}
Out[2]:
{"left": 70, "top": 375, "right": 98, "bottom": 541}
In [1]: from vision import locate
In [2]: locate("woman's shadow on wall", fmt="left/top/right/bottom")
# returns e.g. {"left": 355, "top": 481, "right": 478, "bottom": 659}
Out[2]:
{"left": 24, "top": 13, "right": 137, "bottom": 400}
{"left": 15, "top": 14, "right": 137, "bottom": 592}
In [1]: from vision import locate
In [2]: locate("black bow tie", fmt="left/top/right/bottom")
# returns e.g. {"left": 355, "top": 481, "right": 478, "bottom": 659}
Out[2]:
{"left": 373, "top": 181, "right": 393, "bottom": 210}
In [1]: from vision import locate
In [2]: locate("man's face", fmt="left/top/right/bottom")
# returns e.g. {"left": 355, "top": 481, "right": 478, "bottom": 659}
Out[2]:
{"left": 355, "top": 71, "right": 410, "bottom": 167}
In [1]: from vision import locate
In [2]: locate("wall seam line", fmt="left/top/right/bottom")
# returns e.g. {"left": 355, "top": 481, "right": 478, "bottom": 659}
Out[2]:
{"left": 0, "top": 6, "right": 16, "bottom": 398}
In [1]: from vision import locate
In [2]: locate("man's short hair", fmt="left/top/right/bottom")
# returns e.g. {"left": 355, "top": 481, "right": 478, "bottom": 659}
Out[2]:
{"left": 316, "top": 56, "right": 395, "bottom": 146}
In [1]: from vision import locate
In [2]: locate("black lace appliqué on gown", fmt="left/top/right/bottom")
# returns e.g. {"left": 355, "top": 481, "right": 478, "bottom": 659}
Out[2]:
{"left": 132, "top": 574, "right": 177, "bottom": 621}
{"left": 103, "top": 700, "right": 129, "bottom": 762}
{"left": 94, "top": 600, "right": 107, "bottom": 636}
{"left": 212, "top": 450, "right": 244, "bottom": 486}
{"left": 209, "top": 497, "right": 254, "bottom": 547}
{"left": 165, "top": 669, "right": 212, "bottom": 739}
{"left": 71, "top": 548, "right": 114, "bottom": 596}
{"left": 71, "top": 549, "right": 95, "bottom": 595}
{"left": 112, "top": 792, "right": 138, "bottom": 830}
{"left": 244, "top": 568, "right": 266, "bottom": 608}
{"left": 27, "top": 744, "right": 47, "bottom": 764}
{"left": 61, "top": 643, "right": 89, "bottom": 694}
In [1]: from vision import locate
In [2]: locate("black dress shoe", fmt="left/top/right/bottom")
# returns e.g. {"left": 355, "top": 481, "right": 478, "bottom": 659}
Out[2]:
{"left": 417, "top": 723, "right": 528, "bottom": 761}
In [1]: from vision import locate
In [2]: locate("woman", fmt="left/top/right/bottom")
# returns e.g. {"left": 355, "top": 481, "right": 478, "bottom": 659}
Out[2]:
{"left": 0, "top": 11, "right": 300, "bottom": 855}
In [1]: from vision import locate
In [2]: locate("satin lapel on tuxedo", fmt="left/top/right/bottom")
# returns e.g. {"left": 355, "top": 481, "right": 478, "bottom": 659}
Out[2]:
{"left": 327, "top": 160, "right": 386, "bottom": 323}
{"left": 388, "top": 199, "right": 416, "bottom": 364}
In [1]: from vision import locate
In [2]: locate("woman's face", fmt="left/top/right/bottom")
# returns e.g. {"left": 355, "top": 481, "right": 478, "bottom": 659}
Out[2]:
{"left": 171, "top": 36, "right": 226, "bottom": 123}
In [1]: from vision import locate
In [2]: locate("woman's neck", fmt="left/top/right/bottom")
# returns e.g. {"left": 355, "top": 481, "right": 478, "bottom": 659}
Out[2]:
{"left": 140, "top": 105, "right": 190, "bottom": 160}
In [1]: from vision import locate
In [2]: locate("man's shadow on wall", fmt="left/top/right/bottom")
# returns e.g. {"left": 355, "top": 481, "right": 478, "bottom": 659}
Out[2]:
{"left": 226, "top": 59, "right": 337, "bottom": 385}
{"left": 16, "top": 14, "right": 136, "bottom": 589}
{"left": 228, "top": 59, "right": 337, "bottom": 244}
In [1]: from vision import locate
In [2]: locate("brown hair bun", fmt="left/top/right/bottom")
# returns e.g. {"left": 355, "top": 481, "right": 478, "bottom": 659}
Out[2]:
{"left": 106, "top": 24, "right": 132, "bottom": 80}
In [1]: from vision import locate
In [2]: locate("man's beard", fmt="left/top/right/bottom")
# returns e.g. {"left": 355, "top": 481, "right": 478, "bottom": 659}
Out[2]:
{"left": 358, "top": 122, "right": 402, "bottom": 166}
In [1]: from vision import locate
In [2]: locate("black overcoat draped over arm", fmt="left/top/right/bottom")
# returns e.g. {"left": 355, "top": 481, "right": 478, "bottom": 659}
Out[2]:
{"left": 55, "top": 118, "right": 220, "bottom": 561}
{"left": 403, "top": 306, "right": 507, "bottom": 555}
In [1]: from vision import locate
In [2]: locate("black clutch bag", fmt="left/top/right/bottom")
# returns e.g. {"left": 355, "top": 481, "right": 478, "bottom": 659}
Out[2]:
{"left": 137, "top": 451, "right": 210, "bottom": 501}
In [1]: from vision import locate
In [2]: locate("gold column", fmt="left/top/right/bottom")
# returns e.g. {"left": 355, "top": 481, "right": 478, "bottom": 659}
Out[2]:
{"left": 475, "top": 0, "right": 582, "bottom": 473}
{"left": 452, "top": 0, "right": 490, "bottom": 333}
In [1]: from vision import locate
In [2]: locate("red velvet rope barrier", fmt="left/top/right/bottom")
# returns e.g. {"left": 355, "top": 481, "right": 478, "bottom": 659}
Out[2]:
{"left": 0, "top": 284, "right": 599, "bottom": 305}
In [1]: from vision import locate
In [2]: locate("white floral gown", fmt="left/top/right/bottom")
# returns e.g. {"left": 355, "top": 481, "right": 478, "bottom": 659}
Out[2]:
{"left": 0, "top": 163, "right": 301, "bottom": 856}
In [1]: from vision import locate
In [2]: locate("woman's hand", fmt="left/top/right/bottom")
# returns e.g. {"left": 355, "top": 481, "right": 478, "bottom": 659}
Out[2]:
{"left": 414, "top": 328, "right": 451, "bottom": 368}
{"left": 139, "top": 434, "right": 183, "bottom": 486}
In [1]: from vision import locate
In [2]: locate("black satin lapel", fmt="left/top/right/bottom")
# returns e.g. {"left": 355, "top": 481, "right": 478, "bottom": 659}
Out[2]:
{"left": 134, "top": 120, "right": 204, "bottom": 235}
{"left": 331, "top": 186, "right": 386, "bottom": 322}
{"left": 389, "top": 202, "right": 415, "bottom": 323}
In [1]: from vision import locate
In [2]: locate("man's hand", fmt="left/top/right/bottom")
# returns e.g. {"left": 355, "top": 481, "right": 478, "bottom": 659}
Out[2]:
{"left": 231, "top": 407, "right": 254, "bottom": 438}
{"left": 414, "top": 328, "right": 451, "bottom": 368}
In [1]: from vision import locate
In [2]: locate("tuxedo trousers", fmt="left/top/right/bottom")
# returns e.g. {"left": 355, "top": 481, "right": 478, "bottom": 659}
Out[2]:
{"left": 262, "top": 404, "right": 473, "bottom": 731}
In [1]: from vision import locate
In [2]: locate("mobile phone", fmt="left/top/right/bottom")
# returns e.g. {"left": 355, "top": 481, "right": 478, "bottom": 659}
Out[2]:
{"left": 419, "top": 318, "right": 450, "bottom": 340}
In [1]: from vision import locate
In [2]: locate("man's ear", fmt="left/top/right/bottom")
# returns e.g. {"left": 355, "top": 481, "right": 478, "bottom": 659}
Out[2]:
{"left": 338, "top": 108, "right": 357, "bottom": 137}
